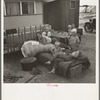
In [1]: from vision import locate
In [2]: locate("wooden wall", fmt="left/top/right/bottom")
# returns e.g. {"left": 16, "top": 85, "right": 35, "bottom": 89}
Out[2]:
{"left": 43, "top": 0, "right": 62, "bottom": 30}
{"left": 43, "top": 0, "right": 80, "bottom": 31}
{"left": 4, "top": 1, "right": 43, "bottom": 29}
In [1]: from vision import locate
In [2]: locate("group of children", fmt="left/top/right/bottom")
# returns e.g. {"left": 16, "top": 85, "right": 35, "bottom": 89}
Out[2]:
{"left": 44, "top": 24, "right": 81, "bottom": 73}
{"left": 37, "top": 24, "right": 81, "bottom": 74}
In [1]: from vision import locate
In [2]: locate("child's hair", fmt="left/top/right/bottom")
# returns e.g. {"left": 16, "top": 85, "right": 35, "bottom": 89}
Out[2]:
{"left": 51, "top": 38, "right": 59, "bottom": 44}
{"left": 42, "top": 32, "right": 46, "bottom": 37}
{"left": 55, "top": 41, "right": 60, "bottom": 46}
{"left": 68, "top": 25, "right": 72, "bottom": 29}
{"left": 70, "top": 29, "right": 77, "bottom": 36}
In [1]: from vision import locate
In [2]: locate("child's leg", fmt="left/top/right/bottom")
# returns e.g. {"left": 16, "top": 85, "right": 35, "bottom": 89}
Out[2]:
{"left": 45, "top": 56, "right": 56, "bottom": 64}
{"left": 49, "top": 57, "right": 64, "bottom": 73}
{"left": 45, "top": 53, "right": 60, "bottom": 64}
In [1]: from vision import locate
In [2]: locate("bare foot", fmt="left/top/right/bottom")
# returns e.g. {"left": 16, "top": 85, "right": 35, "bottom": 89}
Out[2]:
{"left": 45, "top": 61, "right": 51, "bottom": 64}
{"left": 48, "top": 70, "right": 55, "bottom": 74}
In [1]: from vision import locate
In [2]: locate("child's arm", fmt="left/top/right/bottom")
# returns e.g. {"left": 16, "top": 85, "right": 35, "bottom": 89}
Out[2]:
{"left": 50, "top": 47, "right": 55, "bottom": 54}
{"left": 60, "top": 48, "right": 65, "bottom": 51}
{"left": 76, "top": 36, "right": 80, "bottom": 43}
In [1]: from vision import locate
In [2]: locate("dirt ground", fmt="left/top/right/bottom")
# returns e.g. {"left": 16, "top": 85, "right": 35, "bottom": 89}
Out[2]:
{"left": 4, "top": 13, "right": 96, "bottom": 83}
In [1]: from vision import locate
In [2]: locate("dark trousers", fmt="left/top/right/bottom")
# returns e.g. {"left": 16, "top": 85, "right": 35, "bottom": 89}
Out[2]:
{"left": 50, "top": 54, "right": 74, "bottom": 70}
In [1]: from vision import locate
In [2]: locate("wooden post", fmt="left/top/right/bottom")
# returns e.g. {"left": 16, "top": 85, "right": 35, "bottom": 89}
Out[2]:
{"left": 35, "top": 26, "right": 37, "bottom": 40}
{"left": 9, "top": 34, "right": 12, "bottom": 53}
{"left": 12, "top": 34, "right": 15, "bottom": 51}
{"left": 21, "top": 31, "right": 24, "bottom": 45}
{"left": 6, "top": 33, "right": 9, "bottom": 53}
{"left": 18, "top": 28, "right": 21, "bottom": 47}
{"left": 30, "top": 26, "right": 33, "bottom": 40}
{"left": 24, "top": 27, "right": 26, "bottom": 41}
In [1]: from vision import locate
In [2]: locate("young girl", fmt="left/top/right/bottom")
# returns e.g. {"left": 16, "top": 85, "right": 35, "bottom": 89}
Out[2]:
{"left": 68, "top": 29, "right": 80, "bottom": 51}
{"left": 41, "top": 26, "right": 52, "bottom": 44}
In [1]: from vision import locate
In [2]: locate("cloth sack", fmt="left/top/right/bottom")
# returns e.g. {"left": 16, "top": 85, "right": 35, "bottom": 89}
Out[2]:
{"left": 21, "top": 41, "right": 55, "bottom": 57}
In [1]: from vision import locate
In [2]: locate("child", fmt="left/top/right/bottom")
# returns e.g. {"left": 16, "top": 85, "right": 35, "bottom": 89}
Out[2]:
{"left": 41, "top": 26, "right": 52, "bottom": 44}
{"left": 68, "top": 25, "right": 72, "bottom": 36}
{"left": 45, "top": 41, "right": 66, "bottom": 73}
{"left": 46, "top": 47, "right": 81, "bottom": 74}
{"left": 37, "top": 32, "right": 46, "bottom": 44}
{"left": 51, "top": 41, "right": 66, "bottom": 56}
{"left": 68, "top": 29, "right": 80, "bottom": 51}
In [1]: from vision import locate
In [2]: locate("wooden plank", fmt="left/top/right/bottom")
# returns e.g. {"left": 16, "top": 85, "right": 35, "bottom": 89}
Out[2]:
{"left": 24, "top": 27, "right": 26, "bottom": 41}
{"left": 34, "top": 26, "right": 37, "bottom": 40}
{"left": 12, "top": 33, "right": 15, "bottom": 52}
{"left": 30, "top": 26, "right": 33, "bottom": 40}
{"left": 9, "top": 34, "right": 12, "bottom": 53}
{"left": 21, "top": 31, "right": 24, "bottom": 45}
{"left": 18, "top": 28, "right": 21, "bottom": 47}
{"left": 15, "top": 75, "right": 35, "bottom": 83}
{"left": 11, "top": 34, "right": 14, "bottom": 52}
{"left": 6, "top": 34, "right": 9, "bottom": 53}
{"left": 31, "top": 26, "right": 35, "bottom": 40}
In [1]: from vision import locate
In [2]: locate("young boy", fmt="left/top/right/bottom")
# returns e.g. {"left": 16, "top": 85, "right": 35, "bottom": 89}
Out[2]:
{"left": 45, "top": 44, "right": 81, "bottom": 74}
{"left": 68, "top": 29, "right": 80, "bottom": 51}
{"left": 45, "top": 41, "right": 66, "bottom": 73}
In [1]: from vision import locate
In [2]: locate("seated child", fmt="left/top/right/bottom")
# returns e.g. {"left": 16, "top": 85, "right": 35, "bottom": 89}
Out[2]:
{"left": 50, "top": 41, "right": 66, "bottom": 56}
{"left": 46, "top": 48, "right": 81, "bottom": 74}
{"left": 37, "top": 32, "right": 46, "bottom": 44}
{"left": 45, "top": 41, "right": 66, "bottom": 73}
{"left": 41, "top": 26, "right": 52, "bottom": 44}
{"left": 68, "top": 29, "right": 80, "bottom": 51}
{"left": 68, "top": 25, "right": 72, "bottom": 36}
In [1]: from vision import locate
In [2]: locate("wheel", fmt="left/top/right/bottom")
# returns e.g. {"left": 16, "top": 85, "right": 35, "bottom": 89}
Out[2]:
{"left": 84, "top": 23, "right": 93, "bottom": 33}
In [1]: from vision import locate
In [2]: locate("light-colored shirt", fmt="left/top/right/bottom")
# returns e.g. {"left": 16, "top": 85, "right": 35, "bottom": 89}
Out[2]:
{"left": 51, "top": 46, "right": 62, "bottom": 56}
{"left": 68, "top": 36, "right": 80, "bottom": 45}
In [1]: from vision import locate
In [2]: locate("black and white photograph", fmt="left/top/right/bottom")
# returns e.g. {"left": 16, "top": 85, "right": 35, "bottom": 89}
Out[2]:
{"left": 3, "top": 0, "right": 97, "bottom": 84}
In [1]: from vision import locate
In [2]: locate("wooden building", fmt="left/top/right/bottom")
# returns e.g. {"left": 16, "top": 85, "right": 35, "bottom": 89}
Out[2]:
{"left": 44, "top": 0, "right": 80, "bottom": 31}
{"left": 4, "top": 0, "right": 44, "bottom": 30}
{"left": 4, "top": 0, "right": 80, "bottom": 31}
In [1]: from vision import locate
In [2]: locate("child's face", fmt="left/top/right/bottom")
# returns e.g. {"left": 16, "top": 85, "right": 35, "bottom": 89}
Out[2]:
{"left": 45, "top": 27, "right": 49, "bottom": 31}
{"left": 70, "top": 32, "right": 76, "bottom": 36}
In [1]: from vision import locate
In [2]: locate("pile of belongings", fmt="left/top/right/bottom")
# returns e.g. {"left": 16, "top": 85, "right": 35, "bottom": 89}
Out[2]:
{"left": 21, "top": 40, "right": 55, "bottom": 57}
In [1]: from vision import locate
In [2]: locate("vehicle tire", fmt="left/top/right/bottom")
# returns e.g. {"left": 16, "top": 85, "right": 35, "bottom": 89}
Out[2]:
{"left": 84, "top": 23, "right": 93, "bottom": 33}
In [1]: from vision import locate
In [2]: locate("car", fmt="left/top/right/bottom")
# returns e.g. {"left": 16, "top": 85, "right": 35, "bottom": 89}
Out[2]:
{"left": 84, "top": 17, "right": 96, "bottom": 33}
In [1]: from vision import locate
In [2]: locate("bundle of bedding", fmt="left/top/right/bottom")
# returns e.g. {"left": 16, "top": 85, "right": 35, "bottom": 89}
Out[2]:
{"left": 21, "top": 40, "right": 55, "bottom": 57}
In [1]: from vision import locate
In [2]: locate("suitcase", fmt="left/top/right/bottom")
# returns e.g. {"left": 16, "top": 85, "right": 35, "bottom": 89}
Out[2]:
{"left": 56, "top": 61, "right": 82, "bottom": 78}
{"left": 67, "top": 64, "right": 82, "bottom": 78}
{"left": 55, "top": 61, "right": 72, "bottom": 77}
